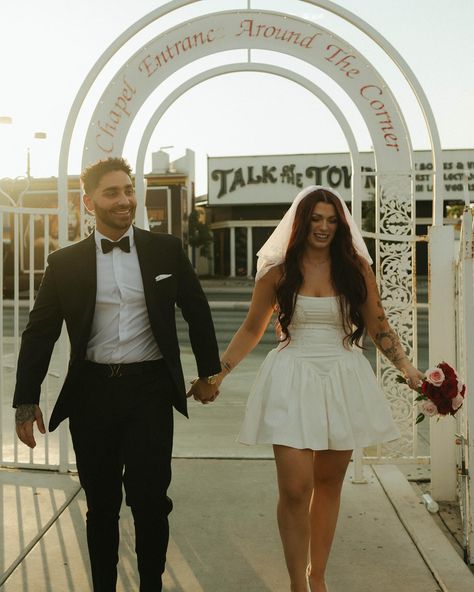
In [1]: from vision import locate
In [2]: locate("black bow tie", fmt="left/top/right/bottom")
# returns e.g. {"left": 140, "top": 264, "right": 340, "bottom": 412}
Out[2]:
{"left": 101, "top": 236, "right": 131, "bottom": 254}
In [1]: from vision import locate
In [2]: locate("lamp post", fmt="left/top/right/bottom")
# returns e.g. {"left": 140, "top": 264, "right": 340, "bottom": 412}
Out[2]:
{"left": 27, "top": 132, "right": 48, "bottom": 179}
{"left": 0, "top": 117, "right": 47, "bottom": 205}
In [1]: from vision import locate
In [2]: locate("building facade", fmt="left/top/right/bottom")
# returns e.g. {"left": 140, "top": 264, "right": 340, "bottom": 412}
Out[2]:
{"left": 0, "top": 150, "right": 193, "bottom": 295}
{"left": 204, "top": 149, "right": 474, "bottom": 277}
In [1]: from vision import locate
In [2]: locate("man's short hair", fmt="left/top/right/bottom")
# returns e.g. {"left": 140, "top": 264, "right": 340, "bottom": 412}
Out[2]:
{"left": 81, "top": 157, "right": 133, "bottom": 195}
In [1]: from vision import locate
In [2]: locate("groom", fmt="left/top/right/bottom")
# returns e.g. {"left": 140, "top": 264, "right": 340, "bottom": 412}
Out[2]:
{"left": 13, "top": 157, "right": 221, "bottom": 591}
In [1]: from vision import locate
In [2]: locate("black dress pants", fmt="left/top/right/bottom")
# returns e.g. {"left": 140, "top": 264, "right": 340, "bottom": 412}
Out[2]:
{"left": 69, "top": 362, "right": 174, "bottom": 592}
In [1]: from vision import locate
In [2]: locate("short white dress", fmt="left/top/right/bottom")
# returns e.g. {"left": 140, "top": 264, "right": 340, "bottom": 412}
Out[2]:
{"left": 238, "top": 295, "right": 401, "bottom": 450}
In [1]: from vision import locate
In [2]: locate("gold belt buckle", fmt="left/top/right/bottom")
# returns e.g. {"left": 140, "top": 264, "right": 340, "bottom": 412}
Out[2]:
{"left": 108, "top": 363, "right": 123, "bottom": 378}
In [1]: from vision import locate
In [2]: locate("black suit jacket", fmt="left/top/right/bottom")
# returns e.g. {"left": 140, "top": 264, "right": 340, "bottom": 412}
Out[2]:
{"left": 12, "top": 226, "right": 221, "bottom": 431}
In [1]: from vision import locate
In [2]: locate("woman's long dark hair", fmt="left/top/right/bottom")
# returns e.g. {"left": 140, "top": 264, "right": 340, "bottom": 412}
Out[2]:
{"left": 276, "top": 189, "right": 368, "bottom": 347}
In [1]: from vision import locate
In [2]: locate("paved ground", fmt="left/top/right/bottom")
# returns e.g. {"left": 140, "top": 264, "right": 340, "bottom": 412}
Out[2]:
{"left": 1, "top": 279, "right": 473, "bottom": 591}
{"left": 2, "top": 461, "right": 471, "bottom": 592}
{"left": 1, "top": 346, "right": 473, "bottom": 591}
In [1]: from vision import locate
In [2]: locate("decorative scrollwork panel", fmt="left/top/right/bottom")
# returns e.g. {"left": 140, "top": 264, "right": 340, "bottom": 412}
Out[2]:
{"left": 375, "top": 175, "right": 417, "bottom": 458}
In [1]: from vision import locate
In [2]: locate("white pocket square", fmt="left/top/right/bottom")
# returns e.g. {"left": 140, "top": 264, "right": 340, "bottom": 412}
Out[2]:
{"left": 155, "top": 274, "right": 172, "bottom": 282}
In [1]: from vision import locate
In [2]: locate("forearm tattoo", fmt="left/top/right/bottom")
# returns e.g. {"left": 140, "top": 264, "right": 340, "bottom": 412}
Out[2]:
{"left": 374, "top": 329, "right": 408, "bottom": 367}
{"left": 15, "top": 404, "right": 36, "bottom": 425}
{"left": 367, "top": 268, "right": 408, "bottom": 368}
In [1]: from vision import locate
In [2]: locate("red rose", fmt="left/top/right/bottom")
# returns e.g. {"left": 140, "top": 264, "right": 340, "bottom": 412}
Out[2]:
{"left": 440, "top": 377, "right": 459, "bottom": 399}
{"left": 409, "top": 362, "right": 466, "bottom": 422}
{"left": 422, "top": 381, "right": 438, "bottom": 399}
{"left": 437, "top": 399, "right": 453, "bottom": 415}
{"left": 438, "top": 362, "right": 456, "bottom": 380}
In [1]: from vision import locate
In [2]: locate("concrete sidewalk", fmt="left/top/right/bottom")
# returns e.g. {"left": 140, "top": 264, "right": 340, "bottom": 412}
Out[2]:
{"left": 1, "top": 460, "right": 474, "bottom": 591}
{"left": 1, "top": 348, "right": 473, "bottom": 591}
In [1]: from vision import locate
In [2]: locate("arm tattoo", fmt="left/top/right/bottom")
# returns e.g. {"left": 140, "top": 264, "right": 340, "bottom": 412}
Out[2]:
{"left": 374, "top": 329, "right": 408, "bottom": 367}
{"left": 15, "top": 404, "right": 36, "bottom": 425}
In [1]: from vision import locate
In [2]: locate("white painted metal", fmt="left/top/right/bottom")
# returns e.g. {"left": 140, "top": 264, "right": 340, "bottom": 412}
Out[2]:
{"left": 246, "top": 226, "right": 253, "bottom": 279}
{"left": 0, "top": 211, "right": 4, "bottom": 458}
{"left": 0, "top": 203, "right": 71, "bottom": 470}
{"left": 132, "top": 55, "right": 420, "bottom": 462}
{"left": 166, "top": 188, "right": 172, "bottom": 235}
{"left": 48, "top": 0, "right": 442, "bottom": 473}
{"left": 57, "top": 0, "right": 195, "bottom": 246}
{"left": 82, "top": 10, "right": 412, "bottom": 181}
{"left": 301, "top": 0, "right": 444, "bottom": 225}
{"left": 455, "top": 208, "right": 474, "bottom": 563}
{"left": 134, "top": 62, "right": 363, "bottom": 236}
{"left": 58, "top": 325, "right": 71, "bottom": 473}
{"left": 58, "top": 0, "right": 443, "bottom": 230}
{"left": 428, "top": 224, "right": 457, "bottom": 501}
{"left": 230, "top": 227, "right": 236, "bottom": 278}
{"left": 352, "top": 450, "right": 368, "bottom": 484}
{"left": 132, "top": 60, "right": 365, "bottom": 287}
{"left": 78, "top": 6, "right": 424, "bottom": 464}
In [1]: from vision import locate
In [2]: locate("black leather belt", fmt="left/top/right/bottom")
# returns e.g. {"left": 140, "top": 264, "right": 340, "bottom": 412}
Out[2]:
{"left": 84, "top": 359, "right": 165, "bottom": 378}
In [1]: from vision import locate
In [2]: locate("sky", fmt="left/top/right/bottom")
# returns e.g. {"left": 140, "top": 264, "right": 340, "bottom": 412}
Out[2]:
{"left": 0, "top": 0, "right": 473, "bottom": 194}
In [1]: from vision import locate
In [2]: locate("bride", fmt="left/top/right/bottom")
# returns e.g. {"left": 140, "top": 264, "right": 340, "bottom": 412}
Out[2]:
{"left": 189, "top": 186, "right": 423, "bottom": 592}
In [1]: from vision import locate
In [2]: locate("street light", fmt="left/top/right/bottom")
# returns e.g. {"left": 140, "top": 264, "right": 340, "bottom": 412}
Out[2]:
{"left": 26, "top": 132, "right": 48, "bottom": 179}
{"left": 0, "top": 117, "right": 47, "bottom": 204}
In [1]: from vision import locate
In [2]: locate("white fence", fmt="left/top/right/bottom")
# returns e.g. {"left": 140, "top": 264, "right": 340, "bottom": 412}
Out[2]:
{"left": 2, "top": 204, "right": 472, "bottom": 556}
{"left": 0, "top": 204, "right": 71, "bottom": 471}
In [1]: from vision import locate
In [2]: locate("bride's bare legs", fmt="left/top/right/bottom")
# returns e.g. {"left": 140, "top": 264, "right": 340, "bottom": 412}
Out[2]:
{"left": 273, "top": 445, "right": 314, "bottom": 592}
{"left": 307, "top": 449, "right": 353, "bottom": 592}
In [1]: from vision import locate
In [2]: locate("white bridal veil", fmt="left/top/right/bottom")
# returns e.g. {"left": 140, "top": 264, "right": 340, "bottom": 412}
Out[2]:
{"left": 255, "top": 185, "right": 372, "bottom": 281}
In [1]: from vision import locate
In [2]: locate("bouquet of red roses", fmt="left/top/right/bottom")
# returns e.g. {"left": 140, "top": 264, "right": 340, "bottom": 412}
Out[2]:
{"left": 397, "top": 362, "right": 466, "bottom": 424}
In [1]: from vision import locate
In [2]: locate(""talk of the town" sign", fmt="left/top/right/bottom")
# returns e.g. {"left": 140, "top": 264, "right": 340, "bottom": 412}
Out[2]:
{"left": 208, "top": 150, "right": 474, "bottom": 204}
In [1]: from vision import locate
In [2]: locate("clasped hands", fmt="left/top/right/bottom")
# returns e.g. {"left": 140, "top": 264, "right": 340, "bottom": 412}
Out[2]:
{"left": 186, "top": 377, "right": 220, "bottom": 404}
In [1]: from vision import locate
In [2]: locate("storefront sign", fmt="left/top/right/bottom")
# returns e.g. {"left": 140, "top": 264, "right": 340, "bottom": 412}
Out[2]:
{"left": 208, "top": 150, "right": 474, "bottom": 204}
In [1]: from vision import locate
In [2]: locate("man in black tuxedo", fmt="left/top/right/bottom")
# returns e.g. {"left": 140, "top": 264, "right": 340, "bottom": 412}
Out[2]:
{"left": 13, "top": 157, "right": 221, "bottom": 591}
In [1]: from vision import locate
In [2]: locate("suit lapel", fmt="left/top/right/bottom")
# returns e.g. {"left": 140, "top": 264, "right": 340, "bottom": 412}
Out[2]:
{"left": 74, "top": 233, "right": 97, "bottom": 353}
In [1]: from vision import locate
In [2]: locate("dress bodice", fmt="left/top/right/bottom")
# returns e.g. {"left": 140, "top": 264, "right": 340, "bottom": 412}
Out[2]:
{"left": 281, "top": 295, "right": 347, "bottom": 352}
{"left": 291, "top": 295, "right": 341, "bottom": 329}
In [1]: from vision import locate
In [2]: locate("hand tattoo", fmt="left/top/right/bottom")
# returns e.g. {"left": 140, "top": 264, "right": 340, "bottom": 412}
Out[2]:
{"left": 15, "top": 404, "right": 36, "bottom": 425}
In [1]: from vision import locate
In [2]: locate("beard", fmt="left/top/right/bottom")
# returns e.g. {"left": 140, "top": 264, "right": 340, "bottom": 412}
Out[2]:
{"left": 94, "top": 203, "right": 136, "bottom": 231}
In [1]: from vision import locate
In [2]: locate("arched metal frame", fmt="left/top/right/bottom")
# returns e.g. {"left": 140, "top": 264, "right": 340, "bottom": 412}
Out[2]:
{"left": 55, "top": 0, "right": 446, "bottom": 463}
{"left": 134, "top": 62, "right": 362, "bottom": 228}
{"left": 58, "top": 0, "right": 444, "bottom": 245}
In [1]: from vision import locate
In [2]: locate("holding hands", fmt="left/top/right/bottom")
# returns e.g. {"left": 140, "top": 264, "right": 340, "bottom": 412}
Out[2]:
{"left": 187, "top": 378, "right": 220, "bottom": 404}
{"left": 187, "top": 361, "right": 231, "bottom": 404}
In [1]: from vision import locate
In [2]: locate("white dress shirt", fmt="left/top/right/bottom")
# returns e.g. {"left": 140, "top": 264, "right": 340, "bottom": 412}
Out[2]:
{"left": 86, "top": 226, "right": 162, "bottom": 363}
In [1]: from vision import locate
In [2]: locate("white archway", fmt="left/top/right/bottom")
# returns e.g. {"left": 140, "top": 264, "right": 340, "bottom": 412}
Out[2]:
{"left": 57, "top": 0, "right": 455, "bottom": 493}
{"left": 133, "top": 63, "right": 363, "bottom": 228}
{"left": 58, "top": 0, "right": 444, "bottom": 240}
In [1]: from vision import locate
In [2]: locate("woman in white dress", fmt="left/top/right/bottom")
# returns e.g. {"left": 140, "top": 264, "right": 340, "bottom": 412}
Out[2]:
{"left": 190, "top": 186, "right": 423, "bottom": 592}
